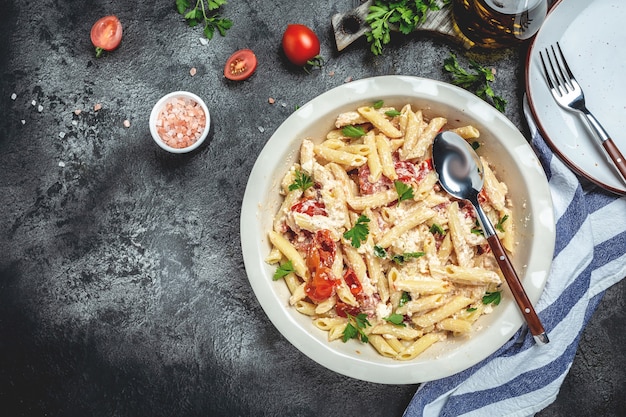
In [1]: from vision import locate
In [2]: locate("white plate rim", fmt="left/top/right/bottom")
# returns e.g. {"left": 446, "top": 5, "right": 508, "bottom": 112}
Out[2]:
{"left": 240, "top": 75, "right": 555, "bottom": 384}
{"left": 525, "top": 0, "right": 626, "bottom": 195}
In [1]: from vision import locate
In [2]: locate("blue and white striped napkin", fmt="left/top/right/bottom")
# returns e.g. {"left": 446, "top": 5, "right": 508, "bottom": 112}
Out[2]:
{"left": 404, "top": 101, "right": 626, "bottom": 417}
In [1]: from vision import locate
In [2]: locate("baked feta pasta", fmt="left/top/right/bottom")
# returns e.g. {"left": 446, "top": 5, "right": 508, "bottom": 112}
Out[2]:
{"left": 266, "top": 102, "right": 514, "bottom": 360}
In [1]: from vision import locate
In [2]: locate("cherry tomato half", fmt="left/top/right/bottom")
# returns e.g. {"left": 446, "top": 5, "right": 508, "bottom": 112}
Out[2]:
{"left": 90, "top": 15, "right": 123, "bottom": 58}
{"left": 281, "top": 24, "right": 322, "bottom": 67}
{"left": 224, "top": 49, "right": 257, "bottom": 81}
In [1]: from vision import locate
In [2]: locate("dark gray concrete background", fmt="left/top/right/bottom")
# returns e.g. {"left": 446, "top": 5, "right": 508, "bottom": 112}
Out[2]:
{"left": 1, "top": 0, "right": 624, "bottom": 416}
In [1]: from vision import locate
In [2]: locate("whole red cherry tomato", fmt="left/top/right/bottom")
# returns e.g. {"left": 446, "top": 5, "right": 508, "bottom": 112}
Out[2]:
{"left": 90, "top": 16, "right": 123, "bottom": 58}
{"left": 281, "top": 24, "right": 324, "bottom": 68}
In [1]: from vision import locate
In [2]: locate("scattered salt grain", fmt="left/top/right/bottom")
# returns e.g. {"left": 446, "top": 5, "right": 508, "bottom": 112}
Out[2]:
{"left": 199, "top": 38, "right": 209, "bottom": 46}
{"left": 281, "top": 102, "right": 286, "bottom": 107}
{"left": 10, "top": 93, "right": 17, "bottom": 100}
{"left": 268, "top": 97, "right": 275, "bottom": 104}
{"left": 257, "top": 126, "right": 265, "bottom": 133}
{"left": 20, "top": 120, "right": 25, "bottom": 125}
{"left": 72, "top": 120, "right": 78, "bottom": 126}
{"left": 37, "top": 105, "right": 44, "bottom": 112}
{"left": 190, "top": 67, "right": 197, "bottom": 76}
{"left": 344, "top": 76, "right": 353, "bottom": 83}
{"left": 59, "top": 132, "right": 66, "bottom": 139}
{"left": 94, "top": 103, "right": 102, "bottom": 111}
{"left": 58, "top": 161, "right": 65, "bottom": 167}
{"left": 123, "top": 119, "right": 131, "bottom": 128}
{"left": 31, "top": 100, "right": 36, "bottom": 106}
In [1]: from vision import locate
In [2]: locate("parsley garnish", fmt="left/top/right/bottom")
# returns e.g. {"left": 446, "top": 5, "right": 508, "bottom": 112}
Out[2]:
{"left": 482, "top": 291, "right": 502, "bottom": 306}
{"left": 385, "top": 109, "right": 402, "bottom": 117}
{"left": 394, "top": 180, "right": 414, "bottom": 204}
{"left": 471, "top": 219, "right": 483, "bottom": 235}
{"left": 471, "top": 141, "right": 480, "bottom": 150}
{"left": 344, "top": 215, "right": 370, "bottom": 248}
{"left": 495, "top": 214, "right": 509, "bottom": 233}
{"left": 342, "top": 313, "right": 371, "bottom": 343}
{"left": 365, "top": 0, "right": 448, "bottom": 55}
{"left": 443, "top": 53, "right": 507, "bottom": 112}
{"left": 466, "top": 307, "right": 478, "bottom": 312}
{"left": 288, "top": 170, "right": 313, "bottom": 192}
{"left": 429, "top": 223, "right": 446, "bottom": 235}
{"left": 374, "top": 245, "right": 387, "bottom": 258}
{"left": 399, "top": 291, "right": 411, "bottom": 307}
{"left": 273, "top": 260, "right": 294, "bottom": 281}
{"left": 342, "top": 125, "right": 366, "bottom": 138}
{"left": 384, "top": 313, "right": 406, "bottom": 327}
{"left": 391, "top": 252, "right": 425, "bottom": 265}
{"left": 373, "top": 100, "right": 384, "bottom": 109}
{"left": 176, "top": 0, "right": 233, "bottom": 40}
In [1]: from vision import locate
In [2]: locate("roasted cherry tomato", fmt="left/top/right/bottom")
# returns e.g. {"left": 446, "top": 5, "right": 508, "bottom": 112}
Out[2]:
{"left": 90, "top": 16, "right": 123, "bottom": 58}
{"left": 305, "top": 266, "right": 338, "bottom": 303}
{"left": 335, "top": 300, "right": 361, "bottom": 318}
{"left": 224, "top": 49, "right": 257, "bottom": 81}
{"left": 281, "top": 24, "right": 323, "bottom": 68}
{"left": 306, "top": 230, "right": 336, "bottom": 272}
{"left": 291, "top": 198, "right": 327, "bottom": 216}
{"left": 343, "top": 268, "right": 363, "bottom": 296}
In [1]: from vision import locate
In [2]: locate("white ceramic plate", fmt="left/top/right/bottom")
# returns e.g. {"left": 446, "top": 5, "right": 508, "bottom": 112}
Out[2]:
{"left": 526, "top": 0, "right": 626, "bottom": 195}
{"left": 241, "top": 76, "right": 555, "bottom": 384}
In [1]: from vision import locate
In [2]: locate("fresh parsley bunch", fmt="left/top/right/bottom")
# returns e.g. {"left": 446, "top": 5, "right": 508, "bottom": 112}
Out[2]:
{"left": 365, "top": 0, "right": 449, "bottom": 55}
{"left": 443, "top": 53, "right": 507, "bottom": 112}
{"left": 176, "top": 0, "right": 233, "bottom": 39}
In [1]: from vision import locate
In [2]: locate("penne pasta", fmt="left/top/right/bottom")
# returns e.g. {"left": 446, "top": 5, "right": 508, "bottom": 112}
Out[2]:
{"left": 267, "top": 103, "right": 515, "bottom": 361}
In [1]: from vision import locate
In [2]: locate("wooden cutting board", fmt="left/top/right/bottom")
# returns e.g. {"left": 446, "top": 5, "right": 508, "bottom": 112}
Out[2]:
{"left": 331, "top": 0, "right": 469, "bottom": 51}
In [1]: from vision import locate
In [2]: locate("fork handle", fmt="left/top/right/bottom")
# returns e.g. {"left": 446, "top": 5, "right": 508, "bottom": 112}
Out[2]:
{"left": 602, "top": 139, "right": 626, "bottom": 183}
{"left": 583, "top": 112, "right": 626, "bottom": 183}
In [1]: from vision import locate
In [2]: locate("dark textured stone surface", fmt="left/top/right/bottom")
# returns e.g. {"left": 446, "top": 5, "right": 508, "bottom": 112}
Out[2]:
{"left": 1, "top": 1, "right": 624, "bottom": 416}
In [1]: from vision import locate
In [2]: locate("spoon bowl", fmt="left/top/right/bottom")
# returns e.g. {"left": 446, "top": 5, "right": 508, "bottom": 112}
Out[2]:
{"left": 432, "top": 131, "right": 549, "bottom": 345}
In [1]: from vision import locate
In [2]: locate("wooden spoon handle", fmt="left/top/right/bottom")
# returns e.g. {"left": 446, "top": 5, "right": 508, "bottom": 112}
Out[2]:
{"left": 487, "top": 235, "right": 549, "bottom": 344}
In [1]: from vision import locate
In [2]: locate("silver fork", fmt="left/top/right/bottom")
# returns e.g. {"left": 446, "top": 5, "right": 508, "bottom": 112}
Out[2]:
{"left": 540, "top": 42, "right": 626, "bottom": 183}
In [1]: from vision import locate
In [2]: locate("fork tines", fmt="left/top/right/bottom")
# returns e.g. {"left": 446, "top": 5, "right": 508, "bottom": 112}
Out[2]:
{"left": 539, "top": 42, "right": 577, "bottom": 96}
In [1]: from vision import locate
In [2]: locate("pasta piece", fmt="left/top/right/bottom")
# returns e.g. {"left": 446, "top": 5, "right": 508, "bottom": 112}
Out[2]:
{"left": 357, "top": 106, "right": 403, "bottom": 138}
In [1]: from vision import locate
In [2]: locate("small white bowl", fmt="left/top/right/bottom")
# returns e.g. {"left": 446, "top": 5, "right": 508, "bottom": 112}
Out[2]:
{"left": 149, "top": 91, "right": 210, "bottom": 153}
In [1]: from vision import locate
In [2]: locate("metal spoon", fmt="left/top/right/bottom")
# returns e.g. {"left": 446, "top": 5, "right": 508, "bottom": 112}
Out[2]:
{"left": 432, "top": 131, "right": 549, "bottom": 345}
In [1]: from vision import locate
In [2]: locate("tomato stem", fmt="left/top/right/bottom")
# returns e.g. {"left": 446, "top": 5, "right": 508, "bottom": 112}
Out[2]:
{"left": 304, "top": 55, "right": 325, "bottom": 74}
{"left": 95, "top": 47, "right": 104, "bottom": 58}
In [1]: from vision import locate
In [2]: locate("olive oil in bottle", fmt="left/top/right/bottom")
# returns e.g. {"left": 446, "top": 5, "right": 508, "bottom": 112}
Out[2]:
{"left": 452, "top": 0, "right": 548, "bottom": 49}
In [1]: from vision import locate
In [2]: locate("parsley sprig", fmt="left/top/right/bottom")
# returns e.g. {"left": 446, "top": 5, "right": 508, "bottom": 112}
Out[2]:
{"left": 289, "top": 170, "right": 313, "bottom": 192}
{"left": 482, "top": 291, "right": 502, "bottom": 306}
{"left": 176, "top": 0, "right": 233, "bottom": 40}
{"left": 273, "top": 260, "right": 294, "bottom": 281}
{"left": 443, "top": 53, "right": 507, "bottom": 112}
{"left": 344, "top": 215, "right": 370, "bottom": 248}
{"left": 394, "top": 180, "right": 414, "bottom": 204}
{"left": 365, "top": 0, "right": 449, "bottom": 55}
{"left": 342, "top": 313, "right": 371, "bottom": 343}
{"left": 342, "top": 125, "right": 366, "bottom": 138}
{"left": 384, "top": 313, "right": 406, "bottom": 327}
{"left": 373, "top": 245, "right": 424, "bottom": 265}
